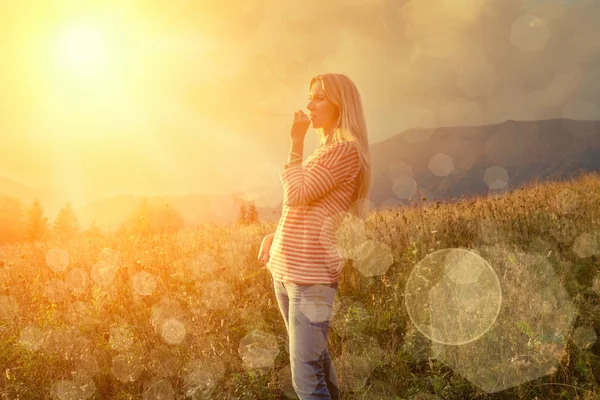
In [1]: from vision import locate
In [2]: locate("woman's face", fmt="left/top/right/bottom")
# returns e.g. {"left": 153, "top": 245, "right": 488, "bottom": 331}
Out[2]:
{"left": 306, "top": 80, "right": 339, "bottom": 132}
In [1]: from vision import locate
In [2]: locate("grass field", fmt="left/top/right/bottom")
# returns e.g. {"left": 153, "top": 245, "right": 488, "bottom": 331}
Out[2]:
{"left": 1, "top": 172, "right": 599, "bottom": 399}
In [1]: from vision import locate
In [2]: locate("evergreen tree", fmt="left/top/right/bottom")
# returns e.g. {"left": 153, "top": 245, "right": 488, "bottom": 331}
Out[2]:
{"left": 53, "top": 202, "right": 80, "bottom": 241}
{"left": 237, "top": 201, "right": 248, "bottom": 225}
{"left": 246, "top": 201, "right": 259, "bottom": 224}
{"left": 25, "top": 198, "right": 49, "bottom": 242}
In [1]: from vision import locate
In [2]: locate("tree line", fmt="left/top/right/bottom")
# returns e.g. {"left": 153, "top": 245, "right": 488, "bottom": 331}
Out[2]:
{"left": 0, "top": 196, "right": 262, "bottom": 243}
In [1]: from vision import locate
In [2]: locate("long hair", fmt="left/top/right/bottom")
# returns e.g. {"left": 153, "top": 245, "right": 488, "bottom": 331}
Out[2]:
{"left": 309, "top": 73, "right": 372, "bottom": 221}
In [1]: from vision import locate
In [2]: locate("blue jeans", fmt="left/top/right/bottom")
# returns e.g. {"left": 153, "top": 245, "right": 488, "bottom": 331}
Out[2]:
{"left": 273, "top": 279, "right": 340, "bottom": 400}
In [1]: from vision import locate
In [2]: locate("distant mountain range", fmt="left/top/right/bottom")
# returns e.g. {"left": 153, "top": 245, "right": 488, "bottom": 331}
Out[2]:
{"left": 2, "top": 118, "right": 599, "bottom": 232}
{"left": 369, "top": 118, "right": 600, "bottom": 208}
{"left": 0, "top": 177, "right": 70, "bottom": 220}
{"left": 0, "top": 177, "right": 35, "bottom": 200}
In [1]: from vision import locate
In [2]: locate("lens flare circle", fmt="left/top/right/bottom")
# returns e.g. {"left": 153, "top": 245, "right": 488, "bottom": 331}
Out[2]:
{"left": 404, "top": 248, "right": 502, "bottom": 345}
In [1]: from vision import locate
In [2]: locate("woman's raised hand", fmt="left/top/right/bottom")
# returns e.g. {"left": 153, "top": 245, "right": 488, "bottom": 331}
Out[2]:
{"left": 290, "top": 110, "right": 311, "bottom": 142}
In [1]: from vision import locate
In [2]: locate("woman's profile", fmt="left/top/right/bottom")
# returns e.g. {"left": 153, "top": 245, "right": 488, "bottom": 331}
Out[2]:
{"left": 257, "top": 73, "right": 371, "bottom": 399}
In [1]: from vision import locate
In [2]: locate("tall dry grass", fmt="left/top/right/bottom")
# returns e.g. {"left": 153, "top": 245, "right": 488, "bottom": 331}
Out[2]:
{"left": 0, "top": 171, "right": 599, "bottom": 399}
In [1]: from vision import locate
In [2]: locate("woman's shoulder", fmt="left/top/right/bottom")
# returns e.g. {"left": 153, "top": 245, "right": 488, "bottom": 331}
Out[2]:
{"left": 309, "top": 141, "right": 358, "bottom": 171}
{"left": 321, "top": 140, "right": 358, "bottom": 156}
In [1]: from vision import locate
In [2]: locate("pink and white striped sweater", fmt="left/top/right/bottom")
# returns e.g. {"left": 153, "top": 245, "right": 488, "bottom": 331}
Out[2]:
{"left": 267, "top": 140, "right": 361, "bottom": 284}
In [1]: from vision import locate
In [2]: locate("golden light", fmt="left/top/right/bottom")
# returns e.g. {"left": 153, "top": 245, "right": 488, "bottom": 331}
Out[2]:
{"left": 55, "top": 20, "right": 115, "bottom": 77}
{"left": 33, "top": 16, "right": 141, "bottom": 147}
{"left": 19, "top": 6, "right": 216, "bottom": 196}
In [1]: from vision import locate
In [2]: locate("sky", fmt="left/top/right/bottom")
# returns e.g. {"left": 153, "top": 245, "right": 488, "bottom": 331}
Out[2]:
{"left": 1, "top": 0, "right": 599, "bottom": 208}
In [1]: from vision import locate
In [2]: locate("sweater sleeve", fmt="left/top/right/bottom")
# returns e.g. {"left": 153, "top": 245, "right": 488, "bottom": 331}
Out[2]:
{"left": 279, "top": 141, "right": 359, "bottom": 207}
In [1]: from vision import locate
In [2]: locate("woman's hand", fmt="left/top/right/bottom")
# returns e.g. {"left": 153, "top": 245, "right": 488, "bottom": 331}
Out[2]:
{"left": 291, "top": 110, "right": 311, "bottom": 142}
{"left": 258, "top": 233, "right": 275, "bottom": 263}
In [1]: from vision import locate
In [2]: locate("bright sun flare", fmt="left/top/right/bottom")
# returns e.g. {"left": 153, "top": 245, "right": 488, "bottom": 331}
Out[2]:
{"left": 56, "top": 21, "right": 113, "bottom": 75}
{"left": 39, "top": 18, "right": 138, "bottom": 145}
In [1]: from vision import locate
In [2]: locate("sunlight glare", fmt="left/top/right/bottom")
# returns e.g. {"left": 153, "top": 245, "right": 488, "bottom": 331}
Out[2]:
{"left": 56, "top": 21, "right": 112, "bottom": 75}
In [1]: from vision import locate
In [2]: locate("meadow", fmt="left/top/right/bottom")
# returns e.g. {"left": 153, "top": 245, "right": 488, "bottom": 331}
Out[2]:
{"left": 1, "top": 171, "right": 600, "bottom": 399}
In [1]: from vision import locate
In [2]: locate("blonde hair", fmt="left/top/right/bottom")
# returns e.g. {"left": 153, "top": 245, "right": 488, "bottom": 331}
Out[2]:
{"left": 309, "top": 73, "right": 372, "bottom": 221}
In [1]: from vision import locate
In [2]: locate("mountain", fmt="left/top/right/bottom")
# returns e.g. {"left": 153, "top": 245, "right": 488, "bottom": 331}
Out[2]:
{"left": 0, "top": 177, "right": 36, "bottom": 201}
{"left": 369, "top": 118, "right": 600, "bottom": 209}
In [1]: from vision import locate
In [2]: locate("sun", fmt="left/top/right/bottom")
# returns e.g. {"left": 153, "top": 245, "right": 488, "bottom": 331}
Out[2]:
{"left": 55, "top": 20, "right": 116, "bottom": 77}
{"left": 30, "top": 17, "right": 141, "bottom": 146}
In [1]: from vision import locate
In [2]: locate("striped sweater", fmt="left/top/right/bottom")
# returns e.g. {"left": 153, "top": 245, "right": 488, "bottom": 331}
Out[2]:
{"left": 266, "top": 140, "right": 361, "bottom": 284}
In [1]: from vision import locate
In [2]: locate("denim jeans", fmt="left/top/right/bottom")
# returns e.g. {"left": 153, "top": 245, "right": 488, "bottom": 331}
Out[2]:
{"left": 273, "top": 279, "right": 340, "bottom": 400}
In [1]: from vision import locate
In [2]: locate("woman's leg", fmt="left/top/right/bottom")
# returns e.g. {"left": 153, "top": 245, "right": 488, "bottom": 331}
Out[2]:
{"left": 286, "top": 281, "right": 340, "bottom": 400}
{"left": 273, "top": 279, "right": 291, "bottom": 335}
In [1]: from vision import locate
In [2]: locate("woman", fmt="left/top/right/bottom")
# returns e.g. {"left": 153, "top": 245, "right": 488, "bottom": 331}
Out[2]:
{"left": 257, "top": 73, "right": 371, "bottom": 399}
